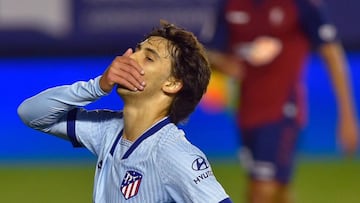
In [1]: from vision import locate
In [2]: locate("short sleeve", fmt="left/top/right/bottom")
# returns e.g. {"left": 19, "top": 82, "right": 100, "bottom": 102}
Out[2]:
{"left": 295, "top": 0, "right": 338, "bottom": 48}
{"left": 158, "top": 135, "right": 230, "bottom": 202}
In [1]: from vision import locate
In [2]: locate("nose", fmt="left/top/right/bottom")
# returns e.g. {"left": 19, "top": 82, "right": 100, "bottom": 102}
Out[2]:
{"left": 129, "top": 51, "right": 138, "bottom": 61}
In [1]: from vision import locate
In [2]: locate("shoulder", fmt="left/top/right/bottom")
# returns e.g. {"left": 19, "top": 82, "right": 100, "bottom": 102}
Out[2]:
{"left": 155, "top": 124, "right": 209, "bottom": 175}
{"left": 153, "top": 125, "right": 230, "bottom": 201}
{"left": 157, "top": 124, "right": 204, "bottom": 159}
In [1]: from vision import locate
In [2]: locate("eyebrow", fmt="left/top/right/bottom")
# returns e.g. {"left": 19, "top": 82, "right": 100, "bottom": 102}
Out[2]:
{"left": 136, "top": 43, "right": 161, "bottom": 60}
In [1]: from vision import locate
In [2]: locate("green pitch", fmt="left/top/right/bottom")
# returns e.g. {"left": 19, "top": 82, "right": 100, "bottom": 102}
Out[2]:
{"left": 0, "top": 157, "right": 359, "bottom": 203}
{"left": 212, "top": 157, "right": 360, "bottom": 203}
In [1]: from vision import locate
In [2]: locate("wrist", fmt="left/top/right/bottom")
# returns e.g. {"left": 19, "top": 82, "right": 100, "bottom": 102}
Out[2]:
{"left": 96, "top": 76, "right": 112, "bottom": 95}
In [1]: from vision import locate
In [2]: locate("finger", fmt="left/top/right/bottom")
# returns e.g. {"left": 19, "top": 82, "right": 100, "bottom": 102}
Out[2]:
{"left": 347, "top": 139, "right": 358, "bottom": 155}
{"left": 110, "top": 62, "right": 145, "bottom": 90}
{"left": 119, "top": 57, "right": 145, "bottom": 76}
{"left": 114, "top": 55, "right": 144, "bottom": 75}
{"left": 116, "top": 77, "right": 139, "bottom": 92}
{"left": 116, "top": 71, "right": 145, "bottom": 91}
{"left": 123, "top": 48, "right": 133, "bottom": 57}
{"left": 113, "top": 57, "right": 146, "bottom": 85}
{"left": 121, "top": 49, "right": 145, "bottom": 75}
{"left": 341, "top": 134, "right": 358, "bottom": 156}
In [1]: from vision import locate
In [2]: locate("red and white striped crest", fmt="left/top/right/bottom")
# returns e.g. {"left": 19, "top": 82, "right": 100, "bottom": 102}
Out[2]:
{"left": 121, "top": 170, "right": 142, "bottom": 200}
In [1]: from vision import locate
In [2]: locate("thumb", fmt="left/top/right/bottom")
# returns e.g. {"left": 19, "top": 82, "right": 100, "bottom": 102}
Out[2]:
{"left": 123, "top": 48, "right": 133, "bottom": 57}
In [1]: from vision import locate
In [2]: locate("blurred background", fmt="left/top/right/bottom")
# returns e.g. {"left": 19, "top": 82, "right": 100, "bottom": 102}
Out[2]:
{"left": 0, "top": 0, "right": 359, "bottom": 202}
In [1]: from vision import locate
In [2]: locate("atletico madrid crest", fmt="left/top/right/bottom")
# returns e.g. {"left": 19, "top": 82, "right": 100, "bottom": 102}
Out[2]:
{"left": 121, "top": 170, "right": 143, "bottom": 200}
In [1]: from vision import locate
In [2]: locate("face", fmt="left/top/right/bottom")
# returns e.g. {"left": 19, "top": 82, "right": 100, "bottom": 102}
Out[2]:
{"left": 117, "top": 36, "right": 174, "bottom": 98}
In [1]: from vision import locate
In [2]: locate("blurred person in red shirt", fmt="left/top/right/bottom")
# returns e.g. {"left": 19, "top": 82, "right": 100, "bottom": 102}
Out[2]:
{"left": 207, "top": 0, "right": 359, "bottom": 202}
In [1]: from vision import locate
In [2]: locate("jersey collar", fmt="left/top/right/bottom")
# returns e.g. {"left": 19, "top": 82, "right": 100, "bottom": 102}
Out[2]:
{"left": 110, "top": 117, "right": 171, "bottom": 159}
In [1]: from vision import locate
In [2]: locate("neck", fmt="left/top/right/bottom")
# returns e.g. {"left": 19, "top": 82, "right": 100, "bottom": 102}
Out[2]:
{"left": 122, "top": 101, "right": 170, "bottom": 142}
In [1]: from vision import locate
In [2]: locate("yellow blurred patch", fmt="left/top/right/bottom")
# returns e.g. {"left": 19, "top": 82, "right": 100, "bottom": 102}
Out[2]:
{"left": 200, "top": 69, "right": 239, "bottom": 113}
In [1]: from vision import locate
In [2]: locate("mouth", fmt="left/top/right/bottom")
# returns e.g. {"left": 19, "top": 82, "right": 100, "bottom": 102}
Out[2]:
{"left": 116, "top": 84, "right": 135, "bottom": 92}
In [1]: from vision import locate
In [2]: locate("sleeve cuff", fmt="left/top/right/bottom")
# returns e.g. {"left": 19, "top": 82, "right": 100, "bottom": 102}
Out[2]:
{"left": 94, "top": 75, "right": 110, "bottom": 97}
{"left": 219, "top": 197, "right": 233, "bottom": 203}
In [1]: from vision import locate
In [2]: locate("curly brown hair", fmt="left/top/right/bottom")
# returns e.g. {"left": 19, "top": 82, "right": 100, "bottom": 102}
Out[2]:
{"left": 144, "top": 21, "right": 211, "bottom": 124}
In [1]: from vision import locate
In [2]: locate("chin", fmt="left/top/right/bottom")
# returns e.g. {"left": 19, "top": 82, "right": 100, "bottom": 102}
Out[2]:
{"left": 116, "top": 85, "right": 138, "bottom": 96}
{"left": 116, "top": 85, "right": 127, "bottom": 93}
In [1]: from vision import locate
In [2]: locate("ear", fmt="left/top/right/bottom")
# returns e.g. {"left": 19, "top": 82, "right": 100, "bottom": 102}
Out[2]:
{"left": 162, "top": 77, "right": 183, "bottom": 94}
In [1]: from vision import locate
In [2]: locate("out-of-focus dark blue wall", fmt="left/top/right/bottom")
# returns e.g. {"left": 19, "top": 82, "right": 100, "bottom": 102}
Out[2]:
{"left": 325, "top": 0, "right": 360, "bottom": 50}
{"left": 0, "top": 0, "right": 359, "bottom": 55}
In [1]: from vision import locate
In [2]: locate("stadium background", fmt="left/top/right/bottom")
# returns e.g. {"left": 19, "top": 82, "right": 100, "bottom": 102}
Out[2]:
{"left": 0, "top": 0, "right": 359, "bottom": 202}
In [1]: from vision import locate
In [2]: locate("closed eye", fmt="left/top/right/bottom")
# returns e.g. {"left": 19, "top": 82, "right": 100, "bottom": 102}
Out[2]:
{"left": 146, "top": 56, "right": 154, "bottom": 62}
{"left": 136, "top": 42, "right": 159, "bottom": 62}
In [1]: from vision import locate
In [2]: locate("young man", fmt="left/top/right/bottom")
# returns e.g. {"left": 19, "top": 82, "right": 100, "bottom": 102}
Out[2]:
{"left": 18, "top": 22, "right": 232, "bottom": 203}
{"left": 207, "top": 0, "right": 359, "bottom": 203}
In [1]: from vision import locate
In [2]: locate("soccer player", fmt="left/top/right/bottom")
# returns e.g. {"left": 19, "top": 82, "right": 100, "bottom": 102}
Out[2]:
{"left": 18, "top": 21, "right": 233, "bottom": 203}
{"left": 207, "top": 0, "right": 359, "bottom": 203}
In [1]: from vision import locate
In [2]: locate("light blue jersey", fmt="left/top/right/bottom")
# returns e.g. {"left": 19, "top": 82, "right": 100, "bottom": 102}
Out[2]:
{"left": 18, "top": 76, "right": 232, "bottom": 203}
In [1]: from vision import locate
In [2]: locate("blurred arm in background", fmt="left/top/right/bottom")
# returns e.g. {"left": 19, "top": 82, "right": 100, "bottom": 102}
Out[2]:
{"left": 319, "top": 42, "right": 359, "bottom": 155}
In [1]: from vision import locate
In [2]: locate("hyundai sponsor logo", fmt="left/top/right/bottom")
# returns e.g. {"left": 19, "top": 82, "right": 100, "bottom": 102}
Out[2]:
{"left": 192, "top": 156, "right": 209, "bottom": 171}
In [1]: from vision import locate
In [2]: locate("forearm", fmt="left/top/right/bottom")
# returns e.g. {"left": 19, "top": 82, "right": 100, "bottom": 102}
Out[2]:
{"left": 17, "top": 76, "right": 108, "bottom": 130}
{"left": 207, "top": 50, "right": 243, "bottom": 80}
{"left": 319, "top": 42, "right": 357, "bottom": 120}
